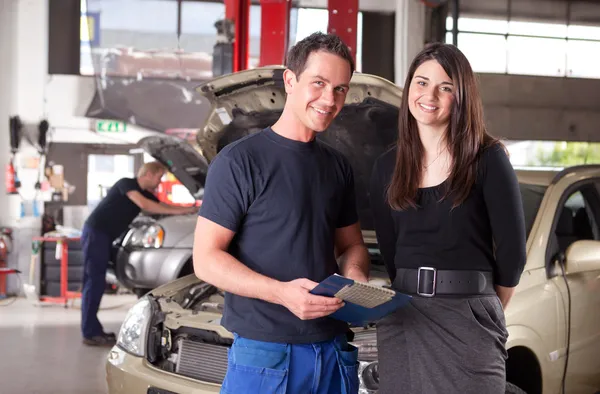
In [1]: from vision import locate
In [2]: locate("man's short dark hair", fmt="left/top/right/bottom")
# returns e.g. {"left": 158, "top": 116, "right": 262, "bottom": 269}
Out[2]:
{"left": 286, "top": 32, "right": 355, "bottom": 78}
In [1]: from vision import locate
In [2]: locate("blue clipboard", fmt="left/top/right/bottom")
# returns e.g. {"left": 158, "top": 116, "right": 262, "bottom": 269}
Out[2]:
{"left": 309, "top": 274, "right": 412, "bottom": 327}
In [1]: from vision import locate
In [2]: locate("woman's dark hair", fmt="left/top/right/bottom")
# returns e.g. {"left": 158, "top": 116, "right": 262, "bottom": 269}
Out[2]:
{"left": 387, "top": 42, "right": 501, "bottom": 210}
{"left": 286, "top": 32, "right": 355, "bottom": 78}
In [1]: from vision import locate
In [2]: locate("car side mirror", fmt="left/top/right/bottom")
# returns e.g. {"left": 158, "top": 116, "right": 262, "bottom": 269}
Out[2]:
{"left": 565, "top": 240, "right": 600, "bottom": 274}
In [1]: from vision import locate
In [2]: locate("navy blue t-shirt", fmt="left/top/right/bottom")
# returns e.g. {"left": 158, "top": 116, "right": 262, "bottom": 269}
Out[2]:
{"left": 85, "top": 178, "right": 159, "bottom": 241}
{"left": 199, "top": 127, "right": 358, "bottom": 344}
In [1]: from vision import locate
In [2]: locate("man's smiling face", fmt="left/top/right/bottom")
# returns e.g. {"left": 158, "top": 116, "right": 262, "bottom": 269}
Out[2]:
{"left": 284, "top": 50, "right": 352, "bottom": 133}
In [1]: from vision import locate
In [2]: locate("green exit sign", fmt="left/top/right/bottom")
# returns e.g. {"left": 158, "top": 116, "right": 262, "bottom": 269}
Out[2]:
{"left": 96, "top": 119, "right": 127, "bottom": 133}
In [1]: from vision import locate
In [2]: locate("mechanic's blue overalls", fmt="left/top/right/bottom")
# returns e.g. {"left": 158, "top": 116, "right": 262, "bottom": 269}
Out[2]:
{"left": 220, "top": 333, "right": 359, "bottom": 394}
{"left": 80, "top": 224, "right": 112, "bottom": 338}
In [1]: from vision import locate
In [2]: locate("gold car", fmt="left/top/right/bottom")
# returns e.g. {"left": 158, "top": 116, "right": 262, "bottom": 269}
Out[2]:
{"left": 106, "top": 68, "right": 600, "bottom": 394}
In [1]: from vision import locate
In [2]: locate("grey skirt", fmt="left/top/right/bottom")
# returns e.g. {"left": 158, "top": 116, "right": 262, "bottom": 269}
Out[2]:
{"left": 376, "top": 295, "right": 508, "bottom": 394}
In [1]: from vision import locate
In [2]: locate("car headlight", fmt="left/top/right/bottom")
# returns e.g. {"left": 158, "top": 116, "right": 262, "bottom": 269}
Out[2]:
{"left": 117, "top": 297, "right": 153, "bottom": 357}
{"left": 123, "top": 223, "right": 165, "bottom": 248}
{"left": 359, "top": 361, "right": 379, "bottom": 393}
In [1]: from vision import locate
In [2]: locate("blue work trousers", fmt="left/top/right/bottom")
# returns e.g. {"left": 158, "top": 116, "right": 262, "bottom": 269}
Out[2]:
{"left": 220, "top": 333, "right": 359, "bottom": 394}
{"left": 80, "top": 224, "right": 111, "bottom": 338}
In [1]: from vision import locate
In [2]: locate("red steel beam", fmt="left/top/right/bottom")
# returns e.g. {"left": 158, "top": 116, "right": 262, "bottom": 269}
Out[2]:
{"left": 259, "top": 0, "right": 291, "bottom": 67}
{"left": 224, "top": 0, "right": 237, "bottom": 19}
{"left": 224, "top": 0, "right": 251, "bottom": 71}
{"left": 327, "top": 0, "right": 358, "bottom": 65}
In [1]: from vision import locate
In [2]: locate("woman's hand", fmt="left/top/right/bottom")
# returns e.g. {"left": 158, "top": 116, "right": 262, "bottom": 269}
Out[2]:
{"left": 495, "top": 285, "right": 516, "bottom": 310}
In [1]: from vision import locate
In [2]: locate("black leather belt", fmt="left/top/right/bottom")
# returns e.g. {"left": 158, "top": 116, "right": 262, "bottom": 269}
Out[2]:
{"left": 392, "top": 267, "right": 495, "bottom": 297}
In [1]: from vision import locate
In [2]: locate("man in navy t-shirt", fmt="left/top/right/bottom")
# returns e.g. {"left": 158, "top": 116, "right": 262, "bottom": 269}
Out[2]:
{"left": 81, "top": 161, "right": 197, "bottom": 346}
{"left": 193, "top": 32, "right": 370, "bottom": 394}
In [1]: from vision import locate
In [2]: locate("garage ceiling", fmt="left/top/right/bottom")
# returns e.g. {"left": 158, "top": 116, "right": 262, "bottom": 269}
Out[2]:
{"left": 456, "top": 0, "right": 600, "bottom": 25}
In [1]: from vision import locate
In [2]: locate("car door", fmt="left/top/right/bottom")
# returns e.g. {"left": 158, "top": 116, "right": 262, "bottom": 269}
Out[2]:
{"left": 548, "top": 182, "right": 600, "bottom": 393}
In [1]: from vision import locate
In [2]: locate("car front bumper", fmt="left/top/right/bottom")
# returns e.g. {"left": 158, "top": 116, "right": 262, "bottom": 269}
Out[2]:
{"left": 106, "top": 346, "right": 221, "bottom": 394}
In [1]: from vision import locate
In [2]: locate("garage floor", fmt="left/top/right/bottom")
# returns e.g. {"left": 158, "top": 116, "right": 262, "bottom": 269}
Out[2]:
{"left": 0, "top": 294, "right": 136, "bottom": 394}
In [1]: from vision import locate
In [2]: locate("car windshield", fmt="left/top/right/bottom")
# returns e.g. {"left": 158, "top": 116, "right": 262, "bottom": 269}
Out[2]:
{"left": 519, "top": 183, "right": 548, "bottom": 238}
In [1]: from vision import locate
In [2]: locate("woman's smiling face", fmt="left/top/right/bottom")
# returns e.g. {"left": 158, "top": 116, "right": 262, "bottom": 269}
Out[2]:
{"left": 407, "top": 59, "right": 455, "bottom": 129}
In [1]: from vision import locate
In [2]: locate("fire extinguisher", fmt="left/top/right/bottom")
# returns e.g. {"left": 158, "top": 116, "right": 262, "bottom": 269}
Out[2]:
{"left": 6, "top": 115, "right": 22, "bottom": 195}
{"left": 5, "top": 161, "right": 19, "bottom": 195}
{"left": 0, "top": 227, "right": 13, "bottom": 299}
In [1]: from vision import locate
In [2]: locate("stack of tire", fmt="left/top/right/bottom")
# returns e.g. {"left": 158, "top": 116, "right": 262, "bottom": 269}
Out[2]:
{"left": 41, "top": 240, "right": 84, "bottom": 297}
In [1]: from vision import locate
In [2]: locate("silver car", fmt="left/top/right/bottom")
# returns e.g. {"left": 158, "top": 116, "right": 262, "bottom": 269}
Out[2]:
{"left": 112, "top": 136, "right": 205, "bottom": 297}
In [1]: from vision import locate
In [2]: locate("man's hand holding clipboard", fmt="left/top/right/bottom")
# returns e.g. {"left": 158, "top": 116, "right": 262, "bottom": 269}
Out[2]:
{"left": 310, "top": 274, "right": 412, "bottom": 326}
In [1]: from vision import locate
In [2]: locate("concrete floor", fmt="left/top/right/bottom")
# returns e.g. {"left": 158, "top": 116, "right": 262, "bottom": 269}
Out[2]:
{"left": 0, "top": 294, "right": 137, "bottom": 394}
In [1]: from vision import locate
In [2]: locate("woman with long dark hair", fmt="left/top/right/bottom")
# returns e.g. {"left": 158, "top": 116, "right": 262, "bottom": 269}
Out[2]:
{"left": 369, "top": 43, "right": 527, "bottom": 393}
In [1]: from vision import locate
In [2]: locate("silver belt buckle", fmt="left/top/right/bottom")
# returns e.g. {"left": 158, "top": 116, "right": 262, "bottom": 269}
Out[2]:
{"left": 417, "top": 266, "right": 437, "bottom": 297}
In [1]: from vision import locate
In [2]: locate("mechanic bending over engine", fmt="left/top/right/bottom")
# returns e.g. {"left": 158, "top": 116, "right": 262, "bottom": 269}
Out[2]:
{"left": 193, "top": 32, "right": 370, "bottom": 394}
{"left": 81, "top": 161, "right": 197, "bottom": 347}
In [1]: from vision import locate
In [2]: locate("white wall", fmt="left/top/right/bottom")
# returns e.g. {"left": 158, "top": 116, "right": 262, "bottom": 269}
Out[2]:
{"left": 14, "top": 0, "right": 48, "bottom": 125}
{"left": 0, "top": 0, "right": 21, "bottom": 226}
{"left": 0, "top": 0, "right": 43, "bottom": 295}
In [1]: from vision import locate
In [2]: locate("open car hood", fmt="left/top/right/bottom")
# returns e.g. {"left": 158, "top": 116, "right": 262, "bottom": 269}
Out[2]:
{"left": 194, "top": 66, "right": 402, "bottom": 230}
{"left": 137, "top": 134, "right": 209, "bottom": 199}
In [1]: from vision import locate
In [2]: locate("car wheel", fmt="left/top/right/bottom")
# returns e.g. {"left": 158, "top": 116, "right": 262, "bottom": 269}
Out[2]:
{"left": 133, "top": 288, "right": 151, "bottom": 298}
{"left": 506, "top": 382, "right": 527, "bottom": 394}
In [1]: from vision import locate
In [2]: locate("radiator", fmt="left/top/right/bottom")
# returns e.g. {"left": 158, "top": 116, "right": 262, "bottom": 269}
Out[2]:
{"left": 175, "top": 340, "right": 229, "bottom": 384}
{"left": 351, "top": 329, "right": 378, "bottom": 361}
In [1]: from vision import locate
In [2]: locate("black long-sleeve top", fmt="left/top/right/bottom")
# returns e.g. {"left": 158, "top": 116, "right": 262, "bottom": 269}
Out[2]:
{"left": 369, "top": 144, "right": 527, "bottom": 287}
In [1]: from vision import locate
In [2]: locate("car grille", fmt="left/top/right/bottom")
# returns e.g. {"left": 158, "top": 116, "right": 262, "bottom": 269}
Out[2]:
{"left": 172, "top": 331, "right": 377, "bottom": 383}
{"left": 175, "top": 339, "right": 229, "bottom": 384}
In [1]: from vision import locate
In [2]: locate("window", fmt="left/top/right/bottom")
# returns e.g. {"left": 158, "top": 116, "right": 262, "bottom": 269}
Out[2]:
{"left": 180, "top": 2, "right": 262, "bottom": 70}
{"left": 519, "top": 183, "right": 548, "bottom": 237}
{"left": 80, "top": 0, "right": 180, "bottom": 77}
{"left": 451, "top": 16, "right": 508, "bottom": 34}
{"left": 79, "top": 0, "right": 255, "bottom": 78}
{"left": 87, "top": 154, "right": 135, "bottom": 210}
{"left": 554, "top": 189, "right": 598, "bottom": 254}
{"left": 91, "top": 154, "right": 115, "bottom": 172}
{"left": 506, "top": 36, "right": 567, "bottom": 77}
{"left": 508, "top": 20, "right": 567, "bottom": 38}
{"left": 80, "top": 1, "right": 363, "bottom": 77}
{"left": 505, "top": 140, "right": 600, "bottom": 168}
{"left": 445, "top": 32, "right": 507, "bottom": 73}
{"left": 291, "top": 8, "right": 363, "bottom": 72}
{"left": 568, "top": 24, "right": 600, "bottom": 40}
{"left": 567, "top": 40, "right": 600, "bottom": 78}
{"left": 446, "top": 17, "right": 600, "bottom": 79}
